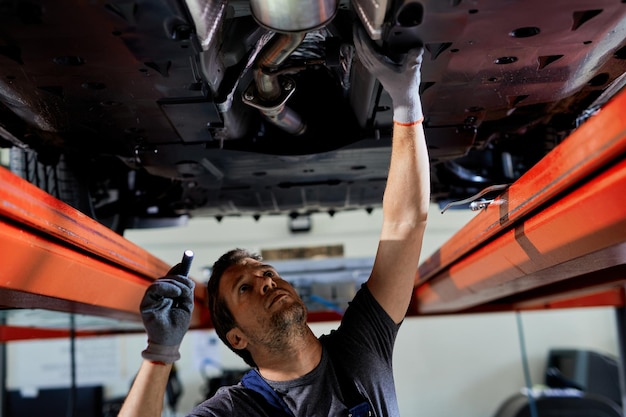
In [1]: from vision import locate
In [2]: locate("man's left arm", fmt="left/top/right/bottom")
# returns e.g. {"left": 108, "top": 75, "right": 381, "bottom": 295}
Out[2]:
{"left": 353, "top": 26, "right": 430, "bottom": 324}
{"left": 368, "top": 122, "right": 429, "bottom": 324}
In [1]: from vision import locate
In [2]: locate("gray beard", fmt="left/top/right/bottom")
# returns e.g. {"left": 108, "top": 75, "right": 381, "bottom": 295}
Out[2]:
{"left": 263, "top": 299, "right": 308, "bottom": 351}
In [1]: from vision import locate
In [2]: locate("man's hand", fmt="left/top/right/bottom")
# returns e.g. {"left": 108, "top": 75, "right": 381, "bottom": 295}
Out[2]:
{"left": 140, "top": 263, "right": 195, "bottom": 364}
{"left": 353, "top": 24, "right": 424, "bottom": 125}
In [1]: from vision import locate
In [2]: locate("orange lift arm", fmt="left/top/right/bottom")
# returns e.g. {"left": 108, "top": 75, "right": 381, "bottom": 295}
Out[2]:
{"left": 0, "top": 168, "right": 211, "bottom": 338}
{"left": 411, "top": 86, "right": 626, "bottom": 315}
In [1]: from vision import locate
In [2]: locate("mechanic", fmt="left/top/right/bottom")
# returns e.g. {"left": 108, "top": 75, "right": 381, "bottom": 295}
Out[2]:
{"left": 118, "top": 24, "right": 430, "bottom": 417}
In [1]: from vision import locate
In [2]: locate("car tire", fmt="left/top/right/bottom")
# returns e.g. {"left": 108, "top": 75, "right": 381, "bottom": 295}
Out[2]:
{"left": 8, "top": 146, "right": 126, "bottom": 235}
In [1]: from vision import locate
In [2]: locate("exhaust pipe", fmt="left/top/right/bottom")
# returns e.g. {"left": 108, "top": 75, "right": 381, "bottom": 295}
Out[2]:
{"left": 242, "top": 32, "right": 307, "bottom": 135}
{"left": 242, "top": 0, "right": 339, "bottom": 135}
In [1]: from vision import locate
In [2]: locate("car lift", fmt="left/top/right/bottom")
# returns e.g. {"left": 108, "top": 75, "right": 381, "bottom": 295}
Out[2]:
{"left": 0, "top": 168, "right": 211, "bottom": 341}
{"left": 412, "top": 84, "right": 626, "bottom": 316}
{"left": 0, "top": 86, "right": 625, "bottom": 343}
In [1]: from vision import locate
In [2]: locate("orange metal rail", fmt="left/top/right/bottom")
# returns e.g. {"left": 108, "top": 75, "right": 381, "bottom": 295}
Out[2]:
{"left": 0, "top": 168, "right": 211, "bottom": 340}
{"left": 411, "top": 86, "right": 626, "bottom": 315}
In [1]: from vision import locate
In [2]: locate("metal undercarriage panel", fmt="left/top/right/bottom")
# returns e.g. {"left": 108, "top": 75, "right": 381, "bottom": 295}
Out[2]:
{"left": 0, "top": 0, "right": 625, "bottom": 232}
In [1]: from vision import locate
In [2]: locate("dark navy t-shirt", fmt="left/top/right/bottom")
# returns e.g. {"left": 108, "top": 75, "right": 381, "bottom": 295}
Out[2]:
{"left": 188, "top": 284, "right": 401, "bottom": 417}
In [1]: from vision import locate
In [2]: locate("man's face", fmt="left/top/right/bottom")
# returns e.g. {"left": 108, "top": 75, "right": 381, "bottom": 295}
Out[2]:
{"left": 219, "top": 258, "right": 307, "bottom": 351}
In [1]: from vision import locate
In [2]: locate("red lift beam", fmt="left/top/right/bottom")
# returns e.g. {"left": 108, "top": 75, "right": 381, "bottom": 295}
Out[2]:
{"left": 0, "top": 168, "right": 211, "bottom": 339}
{"left": 411, "top": 86, "right": 626, "bottom": 315}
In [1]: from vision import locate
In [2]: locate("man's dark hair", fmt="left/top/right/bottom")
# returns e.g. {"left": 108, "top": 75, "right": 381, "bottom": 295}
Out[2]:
{"left": 206, "top": 248, "right": 262, "bottom": 368}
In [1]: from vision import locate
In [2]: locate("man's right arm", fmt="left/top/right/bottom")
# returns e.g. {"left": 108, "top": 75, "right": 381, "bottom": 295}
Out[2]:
{"left": 118, "top": 267, "right": 196, "bottom": 417}
{"left": 118, "top": 360, "right": 171, "bottom": 417}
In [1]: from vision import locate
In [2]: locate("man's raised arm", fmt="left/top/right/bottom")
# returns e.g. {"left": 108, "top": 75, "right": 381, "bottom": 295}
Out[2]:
{"left": 353, "top": 25, "right": 431, "bottom": 324}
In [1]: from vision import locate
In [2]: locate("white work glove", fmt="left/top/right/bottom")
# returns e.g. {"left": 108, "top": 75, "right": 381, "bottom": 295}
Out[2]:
{"left": 140, "top": 263, "right": 195, "bottom": 364}
{"left": 353, "top": 24, "right": 424, "bottom": 125}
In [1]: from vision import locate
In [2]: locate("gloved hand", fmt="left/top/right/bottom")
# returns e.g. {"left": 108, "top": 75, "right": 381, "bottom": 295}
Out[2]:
{"left": 353, "top": 24, "right": 424, "bottom": 125}
{"left": 140, "top": 262, "right": 195, "bottom": 364}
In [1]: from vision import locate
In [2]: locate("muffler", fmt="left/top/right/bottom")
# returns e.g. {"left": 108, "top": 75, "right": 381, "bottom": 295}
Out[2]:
{"left": 249, "top": 0, "right": 338, "bottom": 33}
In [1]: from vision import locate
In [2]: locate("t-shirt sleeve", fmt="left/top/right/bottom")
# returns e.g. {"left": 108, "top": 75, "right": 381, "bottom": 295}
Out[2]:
{"left": 188, "top": 384, "right": 286, "bottom": 417}
{"left": 186, "top": 387, "right": 233, "bottom": 416}
{"left": 329, "top": 283, "right": 401, "bottom": 364}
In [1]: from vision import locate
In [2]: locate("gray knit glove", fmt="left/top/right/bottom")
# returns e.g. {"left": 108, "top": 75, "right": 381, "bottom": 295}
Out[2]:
{"left": 353, "top": 24, "right": 424, "bottom": 125}
{"left": 140, "top": 263, "right": 195, "bottom": 364}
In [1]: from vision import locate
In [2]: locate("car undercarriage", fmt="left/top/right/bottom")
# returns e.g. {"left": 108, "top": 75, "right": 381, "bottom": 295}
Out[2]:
{"left": 1, "top": 0, "right": 625, "bottom": 234}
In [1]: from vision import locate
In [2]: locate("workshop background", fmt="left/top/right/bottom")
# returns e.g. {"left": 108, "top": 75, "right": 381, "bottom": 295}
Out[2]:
{"left": 5, "top": 205, "right": 619, "bottom": 417}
